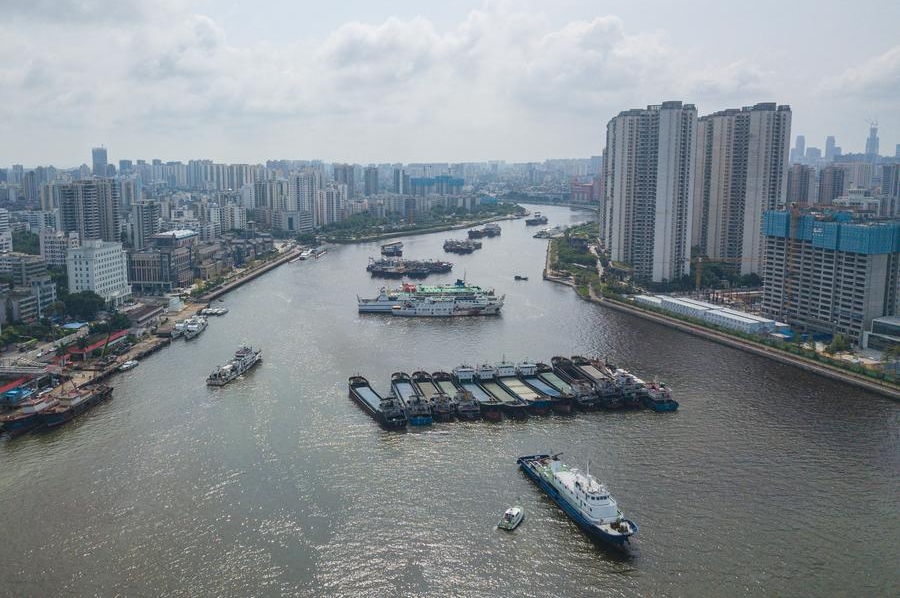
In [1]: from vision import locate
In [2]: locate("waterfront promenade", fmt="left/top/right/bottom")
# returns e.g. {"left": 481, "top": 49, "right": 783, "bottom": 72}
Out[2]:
{"left": 542, "top": 242, "right": 900, "bottom": 400}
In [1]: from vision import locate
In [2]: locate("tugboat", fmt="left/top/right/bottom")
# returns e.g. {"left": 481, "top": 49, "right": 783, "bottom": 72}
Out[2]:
{"left": 517, "top": 453, "right": 637, "bottom": 546}
{"left": 348, "top": 376, "right": 407, "bottom": 430}
{"left": 643, "top": 381, "right": 679, "bottom": 412}
{"left": 497, "top": 506, "right": 524, "bottom": 531}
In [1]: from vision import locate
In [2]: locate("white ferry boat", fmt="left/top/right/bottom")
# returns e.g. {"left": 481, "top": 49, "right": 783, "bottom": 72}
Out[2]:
{"left": 206, "top": 346, "right": 262, "bottom": 386}
{"left": 183, "top": 316, "right": 208, "bottom": 340}
{"left": 357, "top": 280, "right": 496, "bottom": 313}
{"left": 390, "top": 294, "right": 504, "bottom": 317}
{"left": 517, "top": 453, "right": 637, "bottom": 545}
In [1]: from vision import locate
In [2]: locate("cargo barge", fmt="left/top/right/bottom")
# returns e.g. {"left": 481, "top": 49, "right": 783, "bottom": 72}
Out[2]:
{"left": 495, "top": 361, "right": 554, "bottom": 416}
{"left": 348, "top": 376, "right": 407, "bottom": 430}
{"left": 475, "top": 363, "right": 529, "bottom": 420}
{"left": 412, "top": 371, "right": 456, "bottom": 422}
{"left": 391, "top": 372, "right": 433, "bottom": 426}
{"left": 41, "top": 385, "right": 114, "bottom": 429}
{"left": 351, "top": 356, "right": 675, "bottom": 429}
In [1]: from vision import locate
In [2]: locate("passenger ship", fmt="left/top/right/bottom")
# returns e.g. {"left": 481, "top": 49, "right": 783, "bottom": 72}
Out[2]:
{"left": 390, "top": 294, "right": 504, "bottom": 317}
{"left": 517, "top": 453, "right": 637, "bottom": 545}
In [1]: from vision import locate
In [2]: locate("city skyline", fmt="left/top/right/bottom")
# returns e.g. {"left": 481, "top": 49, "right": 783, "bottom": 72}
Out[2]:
{"left": 2, "top": 0, "right": 899, "bottom": 166}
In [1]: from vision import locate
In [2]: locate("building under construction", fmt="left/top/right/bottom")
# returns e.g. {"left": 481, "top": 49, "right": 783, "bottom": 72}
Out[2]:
{"left": 761, "top": 209, "right": 900, "bottom": 344}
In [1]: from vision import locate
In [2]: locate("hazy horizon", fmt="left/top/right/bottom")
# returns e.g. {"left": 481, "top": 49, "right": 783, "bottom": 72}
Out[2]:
{"left": 2, "top": 0, "right": 898, "bottom": 166}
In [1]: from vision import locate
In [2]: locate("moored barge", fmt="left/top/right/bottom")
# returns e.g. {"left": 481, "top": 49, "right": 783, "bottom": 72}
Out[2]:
{"left": 348, "top": 376, "right": 407, "bottom": 429}
{"left": 41, "top": 385, "right": 114, "bottom": 429}
{"left": 391, "top": 372, "right": 432, "bottom": 426}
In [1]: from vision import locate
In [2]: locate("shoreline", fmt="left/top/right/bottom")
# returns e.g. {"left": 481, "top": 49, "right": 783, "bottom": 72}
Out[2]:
{"left": 542, "top": 242, "right": 900, "bottom": 401}
{"left": 66, "top": 248, "right": 303, "bottom": 388}
{"left": 325, "top": 213, "right": 523, "bottom": 245}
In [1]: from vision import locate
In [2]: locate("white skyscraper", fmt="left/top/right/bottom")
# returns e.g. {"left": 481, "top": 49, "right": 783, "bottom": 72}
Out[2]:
{"left": 66, "top": 240, "right": 132, "bottom": 308}
{"left": 289, "top": 169, "right": 322, "bottom": 224}
{"left": 692, "top": 103, "right": 791, "bottom": 275}
{"left": 603, "top": 101, "right": 697, "bottom": 283}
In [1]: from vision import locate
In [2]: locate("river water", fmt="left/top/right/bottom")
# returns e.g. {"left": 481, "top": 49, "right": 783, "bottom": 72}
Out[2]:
{"left": 1, "top": 205, "right": 898, "bottom": 597}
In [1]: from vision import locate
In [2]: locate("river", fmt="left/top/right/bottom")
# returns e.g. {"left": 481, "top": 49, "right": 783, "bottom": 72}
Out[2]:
{"left": 1, "top": 205, "right": 898, "bottom": 597}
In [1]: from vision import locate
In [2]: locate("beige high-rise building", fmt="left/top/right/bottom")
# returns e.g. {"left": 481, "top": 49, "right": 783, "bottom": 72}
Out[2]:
{"left": 603, "top": 101, "right": 696, "bottom": 283}
{"left": 692, "top": 103, "right": 791, "bottom": 275}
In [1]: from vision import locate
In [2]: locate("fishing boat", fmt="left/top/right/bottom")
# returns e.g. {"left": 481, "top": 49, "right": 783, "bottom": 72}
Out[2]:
{"left": 347, "top": 376, "right": 407, "bottom": 430}
{"left": 497, "top": 507, "right": 524, "bottom": 531}
{"left": 525, "top": 212, "right": 548, "bottom": 226}
{"left": 518, "top": 453, "right": 637, "bottom": 546}
{"left": 514, "top": 275, "right": 528, "bottom": 281}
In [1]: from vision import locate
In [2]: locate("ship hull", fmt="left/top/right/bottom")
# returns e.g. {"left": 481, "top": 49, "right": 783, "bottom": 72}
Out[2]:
{"left": 517, "top": 454, "right": 637, "bottom": 546}
{"left": 0, "top": 414, "right": 44, "bottom": 436}
{"left": 348, "top": 379, "right": 407, "bottom": 430}
{"left": 42, "top": 387, "right": 113, "bottom": 429}
{"left": 551, "top": 396, "right": 574, "bottom": 414}
{"left": 644, "top": 398, "right": 679, "bottom": 412}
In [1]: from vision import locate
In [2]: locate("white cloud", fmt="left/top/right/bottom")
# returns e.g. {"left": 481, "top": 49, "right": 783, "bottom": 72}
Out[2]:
{"left": 819, "top": 45, "right": 900, "bottom": 99}
{"left": 0, "top": 0, "right": 788, "bottom": 163}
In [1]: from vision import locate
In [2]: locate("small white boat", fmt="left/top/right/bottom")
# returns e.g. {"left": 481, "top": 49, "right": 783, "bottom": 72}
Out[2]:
{"left": 118, "top": 360, "right": 139, "bottom": 372}
{"left": 497, "top": 506, "right": 524, "bottom": 531}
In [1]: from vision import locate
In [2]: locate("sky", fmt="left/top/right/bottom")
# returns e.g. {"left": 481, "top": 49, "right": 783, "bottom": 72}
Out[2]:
{"left": 2, "top": 0, "right": 898, "bottom": 167}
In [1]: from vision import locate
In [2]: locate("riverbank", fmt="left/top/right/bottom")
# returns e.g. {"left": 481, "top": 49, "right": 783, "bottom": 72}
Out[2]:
{"left": 541, "top": 242, "right": 900, "bottom": 400}
{"left": 325, "top": 213, "right": 522, "bottom": 245}
{"left": 65, "top": 248, "right": 303, "bottom": 389}
{"left": 201, "top": 247, "right": 302, "bottom": 301}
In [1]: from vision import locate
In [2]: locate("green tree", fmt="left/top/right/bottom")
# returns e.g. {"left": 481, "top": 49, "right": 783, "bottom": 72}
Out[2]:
{"left": 11, "top": 230, "right": 40, "bottom": 255}
{"left": 62, "top": 291, "right": 106, "bottom": 321}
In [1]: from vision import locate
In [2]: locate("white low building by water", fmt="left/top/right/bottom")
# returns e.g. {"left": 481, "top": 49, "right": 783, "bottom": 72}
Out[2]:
{"left": 635, "top": 294, "right": 778, "bottom": 334}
